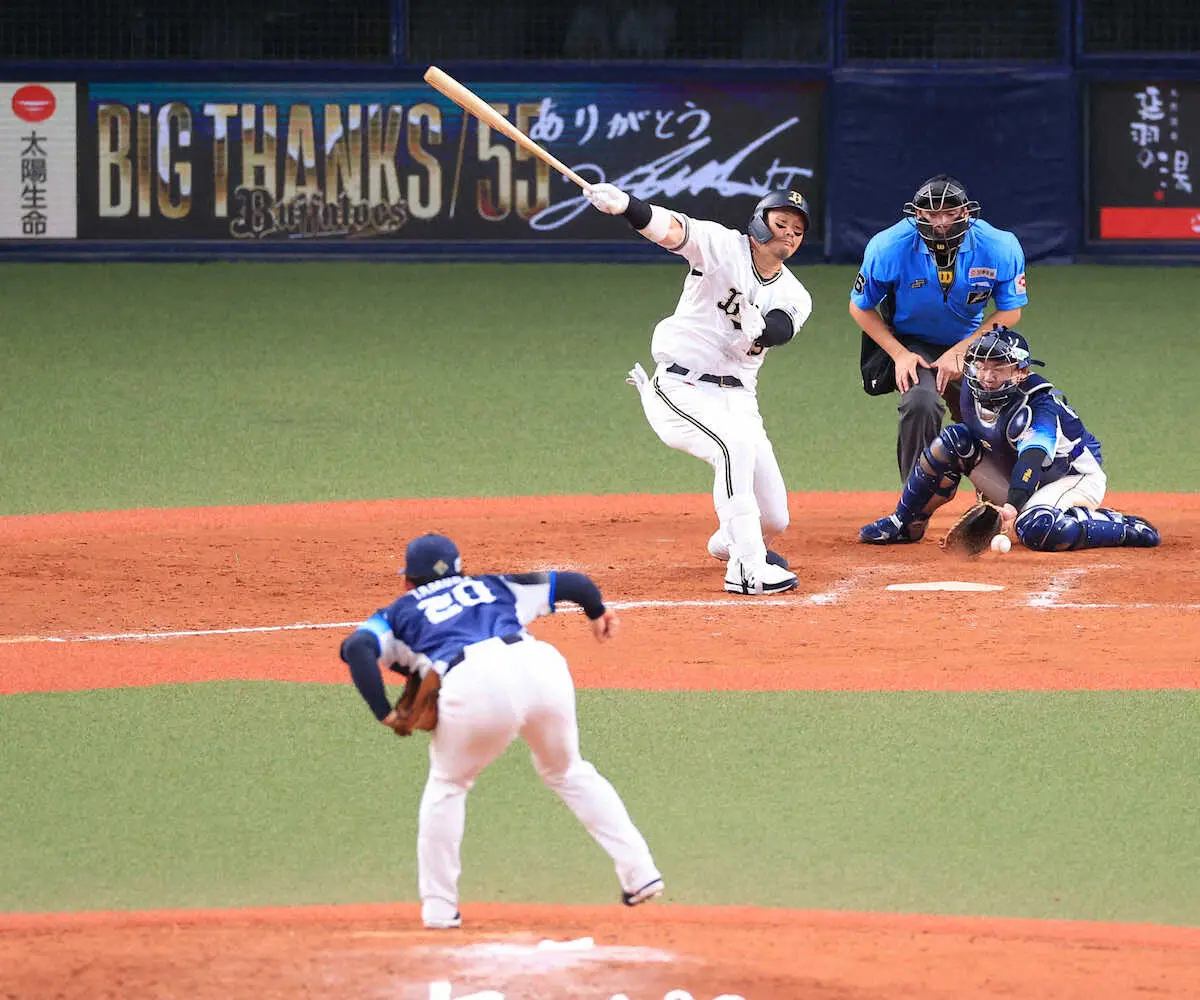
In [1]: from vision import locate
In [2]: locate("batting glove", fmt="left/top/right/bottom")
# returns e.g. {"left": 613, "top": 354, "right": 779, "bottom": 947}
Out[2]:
{"left": 585, "top": 183, "right": 630, "bottom": 215}
{"left": 738, "top": 301, "right": 765, "bottom": 342}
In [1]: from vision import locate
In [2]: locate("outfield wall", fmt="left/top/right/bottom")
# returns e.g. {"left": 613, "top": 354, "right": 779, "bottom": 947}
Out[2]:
{"left": 0, "top": 66, "right": 1197, "bottom": 262}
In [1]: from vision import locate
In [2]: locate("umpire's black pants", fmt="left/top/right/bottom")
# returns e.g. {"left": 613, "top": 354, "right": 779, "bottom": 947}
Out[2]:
{"left": 895, "top": 337, "right": 963, "bottom": 485}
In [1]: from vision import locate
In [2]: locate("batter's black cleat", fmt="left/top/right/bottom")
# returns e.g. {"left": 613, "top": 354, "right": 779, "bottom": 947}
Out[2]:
{"left": 623, "top": 877, "right": 665, "bottom": 906}
{"left": 1121, "top": 515, "right": 1161, "bottom": 547}
{"left": 765, "top": 550, "right": 790, "bottom": 570}
{"left": 858, "top": 514, "right": 927, "bottom": 545}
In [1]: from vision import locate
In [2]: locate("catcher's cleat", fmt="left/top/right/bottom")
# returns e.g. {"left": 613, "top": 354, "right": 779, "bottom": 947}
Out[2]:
{"left": 724, "top": 559, "right": 798, "bottom": 595}
{"left": 858, "top": 514, "right": 926, "bottom": 545}
{"left": 622, "top": 877, "right": 665, "bottom": 907}
{"left": 1121, "top": 514, "right": 1161, "bottom": 548}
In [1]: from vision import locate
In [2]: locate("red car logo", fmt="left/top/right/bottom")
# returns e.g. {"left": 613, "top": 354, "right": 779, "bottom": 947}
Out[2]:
{"left": 12, "top": 84, "right": 56, "bottom": 123}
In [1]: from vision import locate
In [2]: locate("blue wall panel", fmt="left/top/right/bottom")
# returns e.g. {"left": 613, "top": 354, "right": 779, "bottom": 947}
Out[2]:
{"left": 827, "top": 69, "right": 1079, "bottom": 264}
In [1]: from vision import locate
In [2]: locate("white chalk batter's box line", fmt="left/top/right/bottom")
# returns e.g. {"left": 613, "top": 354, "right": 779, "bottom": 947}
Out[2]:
{"left": 1, "top": 579, "right": 1196, "bottom": 645}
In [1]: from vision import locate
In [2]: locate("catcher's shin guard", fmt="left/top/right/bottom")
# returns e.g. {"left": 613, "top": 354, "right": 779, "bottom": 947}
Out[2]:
{"left": 894, "top": 425, "right": 978, "bottom": 524}
{"left": 1015, "top": 506, "right": 1161, "bottom": 551}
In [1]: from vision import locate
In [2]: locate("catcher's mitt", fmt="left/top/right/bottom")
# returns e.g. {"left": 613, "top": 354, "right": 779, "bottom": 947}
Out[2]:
{"left": 395, "top": 673, "right": 438, "bottom": 732}
{"left": 940, "top": 501, "right": 1004, "bottom": 557}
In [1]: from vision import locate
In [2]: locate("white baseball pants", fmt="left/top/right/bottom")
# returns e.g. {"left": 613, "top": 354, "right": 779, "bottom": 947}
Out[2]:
{"left": 638, "top": 364, "right": 789, "bottom": 569}
{"left": 969, "top": 455, "right": 1107, "bottom": 510}
{"left": 417, "top": 635, "right": 660, "bottom": 923}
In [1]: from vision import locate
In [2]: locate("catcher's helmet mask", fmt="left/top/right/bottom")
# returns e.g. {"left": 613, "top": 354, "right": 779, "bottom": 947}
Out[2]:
{"left": 965, "top": 326, "right": 1044, "bottom": 410}
{"left": 903, "top": 174, "right": 981, "bottom": 265}
{"left": 748, "top": 189, "right": 811, "bottom": 245}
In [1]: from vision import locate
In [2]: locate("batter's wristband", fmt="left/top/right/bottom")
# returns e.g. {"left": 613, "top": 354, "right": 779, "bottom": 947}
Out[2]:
{"left": 622, "top": 195, "right": 652, "bottom": 230}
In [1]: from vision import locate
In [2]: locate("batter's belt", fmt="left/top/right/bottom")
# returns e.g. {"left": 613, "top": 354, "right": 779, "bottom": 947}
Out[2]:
{"left": 666, "top": 363, "right": 744, "bottom": 388}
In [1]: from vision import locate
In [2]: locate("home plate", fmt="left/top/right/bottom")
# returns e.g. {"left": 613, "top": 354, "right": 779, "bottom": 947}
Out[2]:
{"left": 887, "top": 581, "right": 1005, "bottom": 592}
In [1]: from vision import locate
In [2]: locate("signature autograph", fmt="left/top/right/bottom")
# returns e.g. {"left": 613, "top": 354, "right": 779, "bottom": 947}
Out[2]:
{"left": 529, "top": 118, "right": 810, "bottom": 231}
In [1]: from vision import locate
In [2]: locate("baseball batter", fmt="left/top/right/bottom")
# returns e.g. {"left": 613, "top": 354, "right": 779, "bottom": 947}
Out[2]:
{"left": 859, "top": 327, "right": 1161, "bottom": 550}
{"left": 339, "top": 533, "right": 664, "bottom": 929}
{"left": 584, "top": 182, "right": 814, "bottom": 595}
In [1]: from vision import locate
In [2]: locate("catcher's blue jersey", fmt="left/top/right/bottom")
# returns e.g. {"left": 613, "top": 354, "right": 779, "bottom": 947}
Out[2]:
{"left": 851, "top": 219, "right": 1028, "bottom": 347}
{"left": 359, "top": 573, "right": 557, "bottom": 676}
{"left": 961, "top": 374, "right": 1102, "bottom": 482}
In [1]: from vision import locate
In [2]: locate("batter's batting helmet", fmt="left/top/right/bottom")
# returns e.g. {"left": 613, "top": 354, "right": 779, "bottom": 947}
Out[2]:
{"left": 964, "top": 326, "right": 1044, "bottom": 410}
{"left": 748, "top": 189, "right": 811, "bottom": 244}
{"left": 903, "top": 174, "right": 981, "bottom": 261}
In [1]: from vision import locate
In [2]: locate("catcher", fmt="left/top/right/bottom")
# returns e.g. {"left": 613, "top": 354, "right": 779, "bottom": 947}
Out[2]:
{"left": 859, "top": 326, "right": 1161, "bottom": 552}
{"left": 338, "top": 533, "right": 664, "bottom": 930}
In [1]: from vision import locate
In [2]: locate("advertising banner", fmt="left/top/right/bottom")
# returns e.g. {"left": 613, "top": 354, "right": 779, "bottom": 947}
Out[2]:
{"left": 78, "top": 83, "right": 823, "bottom": 244}
{"left": 0, "top": 83, "right": 78, "bottom": 239}
{"left": 1089, "top": 82, "right": 1198, "bottom": 241}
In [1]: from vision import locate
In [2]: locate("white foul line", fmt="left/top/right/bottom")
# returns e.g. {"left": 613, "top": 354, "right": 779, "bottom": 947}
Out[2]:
{"left": 1, "top": 582, "right": 1192, "bottom": 646}
{"left": 0, "top": 598, "right": 795, "bottom": 645}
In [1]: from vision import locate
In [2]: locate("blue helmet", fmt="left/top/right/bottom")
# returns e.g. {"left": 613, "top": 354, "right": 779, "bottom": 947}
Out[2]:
{"left": 400, "top": 533, "right": 462, "bottom": 583}
{"left": 964, "top": 326, "right": 1044, "bottom": 410}
{"left": 748, "top": 189, "right": 811, "bottom": 244}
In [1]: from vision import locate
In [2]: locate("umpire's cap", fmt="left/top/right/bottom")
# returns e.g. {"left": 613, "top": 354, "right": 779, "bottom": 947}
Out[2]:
{"left": 748, "top": 189, "right": 811, "bottom": 244}
{"left": 401, "top": 533, "right": 462, "bottom": 581}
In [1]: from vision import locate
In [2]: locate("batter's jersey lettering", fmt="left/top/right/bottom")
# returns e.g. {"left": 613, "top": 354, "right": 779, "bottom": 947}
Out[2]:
{"left": 851, "top": 219, "right": 1028, "bottom": 347}
{"left": 358, "top": 572, "right": 558, "bottom": 677}
{"left": 960, "top": 375, "right": 1102, "bottom": 483}
{"left": 651, "top": 214, "right": 813, "bottom": 389}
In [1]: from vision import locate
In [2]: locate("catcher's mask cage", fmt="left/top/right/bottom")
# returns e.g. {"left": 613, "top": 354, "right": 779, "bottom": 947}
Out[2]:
{"left": 748, "top": 188, "right": 811, "bottom": 244}
{"left": 903, "top": 174, "right": 981, "bottom": 264}
{"left": 965, "top": 326, "right": 1044, "bottom": 410}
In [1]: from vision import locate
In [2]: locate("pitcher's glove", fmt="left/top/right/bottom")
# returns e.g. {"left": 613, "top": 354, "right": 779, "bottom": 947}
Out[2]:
{"left": 940, "top": 501, "right": 1004, "bottom": 557}
{"left": 393, "top": 673, "right": 438, "bottom": 733}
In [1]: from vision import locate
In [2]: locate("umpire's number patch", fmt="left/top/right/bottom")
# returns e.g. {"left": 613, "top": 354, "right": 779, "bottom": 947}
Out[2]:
{"left": 853, "top": 272, "right": 865, "bottom": 294}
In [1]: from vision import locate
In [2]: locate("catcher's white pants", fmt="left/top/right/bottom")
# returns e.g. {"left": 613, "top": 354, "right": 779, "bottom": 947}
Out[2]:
{"left": 969, "top": 456, "right": 1107, "bottom": 510}
{"left": 417, "top": 635, "right": 660, "bottom": 923}
{"left": 637, "top": 363, "right": 789, "bottom": 570}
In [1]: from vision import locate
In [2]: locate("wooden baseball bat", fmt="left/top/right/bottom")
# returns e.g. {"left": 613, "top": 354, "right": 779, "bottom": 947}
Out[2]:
{"left": 423, "top": 65, "right": 589, "bottom": 190}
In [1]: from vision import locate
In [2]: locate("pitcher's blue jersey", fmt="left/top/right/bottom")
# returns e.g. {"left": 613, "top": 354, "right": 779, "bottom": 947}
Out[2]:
{"left": 851, "top": 219, "right": 1028, "bottom": 347}
{"left": 961, "top": 375, "right": 1102, "bottom": 485}
{"left": 359, "top": 573, "right": 557, "bottom": 677}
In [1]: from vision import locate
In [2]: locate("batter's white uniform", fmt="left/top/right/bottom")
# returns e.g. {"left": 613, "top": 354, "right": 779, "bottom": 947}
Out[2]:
{"left": 634, "top": 214, "right": 813, "bottom": 582}
{"left": 361, "top": 572, "right": 662, "bottom": 927}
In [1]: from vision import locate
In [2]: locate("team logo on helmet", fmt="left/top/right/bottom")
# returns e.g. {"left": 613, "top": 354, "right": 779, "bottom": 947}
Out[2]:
{"left": 748, "top": 188, "right": 811, "bottom": 244}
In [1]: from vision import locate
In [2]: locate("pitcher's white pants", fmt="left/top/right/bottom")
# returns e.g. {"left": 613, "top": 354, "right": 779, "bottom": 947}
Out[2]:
{"left": 417, "top": 635, "right": 660, "bottom": 921}
{"left": 638, "top": 364, "right": 789, "bottom": 568}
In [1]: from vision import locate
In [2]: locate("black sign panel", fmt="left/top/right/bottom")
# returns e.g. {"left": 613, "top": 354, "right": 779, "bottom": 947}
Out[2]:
{"left": 78, "top": 83, "right": 824, "bottom": 244}
{"left": 1089, "top": 82, "right": 1199, "bottom": 240}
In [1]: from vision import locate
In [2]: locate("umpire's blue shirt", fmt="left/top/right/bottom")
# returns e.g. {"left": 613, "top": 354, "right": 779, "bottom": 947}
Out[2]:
{"left": 851, "top": 219, "right": 1028, "bottom": 348}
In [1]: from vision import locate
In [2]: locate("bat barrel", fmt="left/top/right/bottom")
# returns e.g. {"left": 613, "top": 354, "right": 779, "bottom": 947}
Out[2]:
{"left": 423, "top": 66, "right": 589, "bottom": 190}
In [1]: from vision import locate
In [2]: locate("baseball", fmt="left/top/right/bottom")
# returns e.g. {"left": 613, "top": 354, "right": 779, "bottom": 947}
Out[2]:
{"left": 990, "top": 534, "right": 1012, "bottom": 554}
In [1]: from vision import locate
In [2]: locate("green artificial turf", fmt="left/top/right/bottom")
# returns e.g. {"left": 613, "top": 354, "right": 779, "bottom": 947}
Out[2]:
{"left": 3, "top": 683, "right": 1197, "bottom": 924}
{"left": 1, "top": 261, "right": 1197, "bottom": 515}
